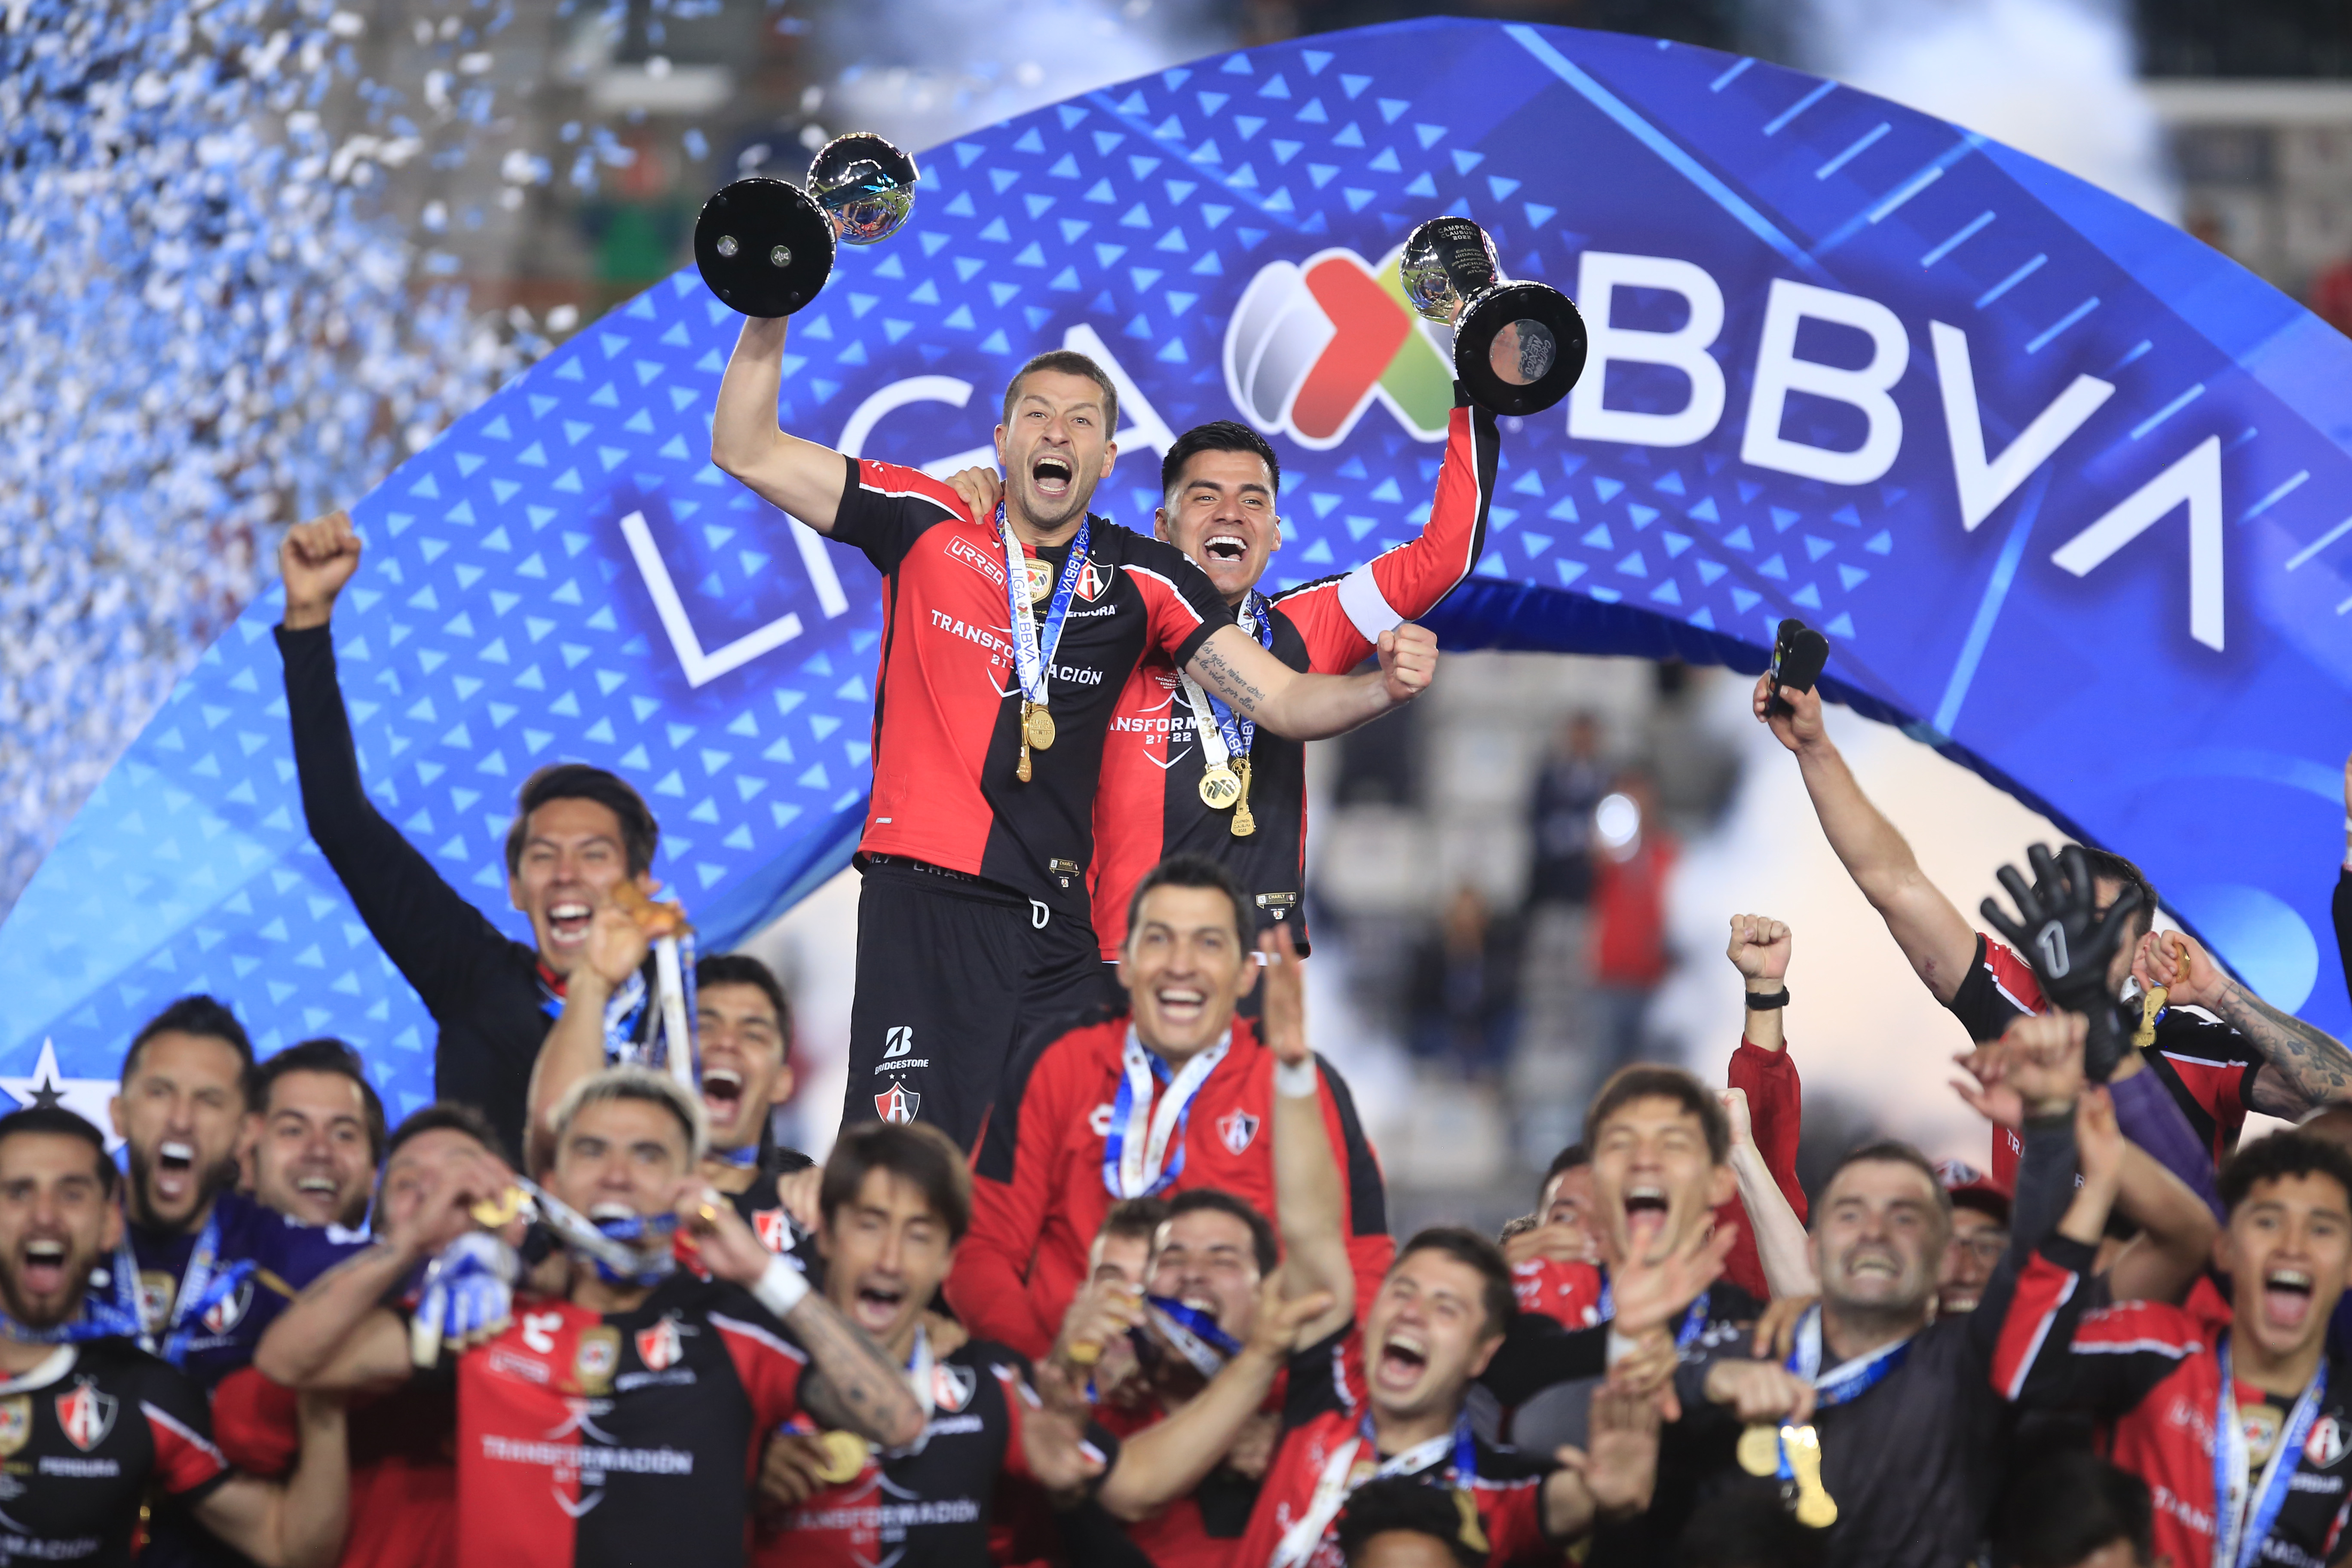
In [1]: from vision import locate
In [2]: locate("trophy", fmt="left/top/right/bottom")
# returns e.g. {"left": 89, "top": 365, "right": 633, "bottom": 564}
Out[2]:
{"left": 693, "top": 132, "right": 920, "bottom": 318}
{"left": 1399, "top": 217, "right": 1586, "bottom": 417}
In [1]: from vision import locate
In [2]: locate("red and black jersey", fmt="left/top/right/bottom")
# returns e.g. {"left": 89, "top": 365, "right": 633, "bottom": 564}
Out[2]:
{"left": 1947, "top": 933, "right": 2263, "bottom": 1189}
{"left": 211, "top": 1367, "right": 457, "bottom": 1568}
{"left": 1093, "top": 1383, "right": 1280, "bottom": 1567}
{"left": 829, "top": 457, "right": 1231, "bottom": 915}
{"left": 1088, "top": 396, "right": 1500, "bottom": 959}
{"left": 1995, "top": 1237, "right": 2352, "bottom": 1568}
{"left": 1509, "top": 1259, "right": 1605, "bottom": 1331}
{"left": 946, "top": 1012, "right": 1395, "bottom": 1361}
{"left": 1233, "top": 1324, "right": 1557, "bottom": 1568}
{"left": 754, "top": 1337, "right": 1116, "bottom": 1567}
{"left": 452, "top": 1273, "right": 806, "bottom": 1568}
{"left": 0, "top": 1337, "right": 231, "bottom": 1567}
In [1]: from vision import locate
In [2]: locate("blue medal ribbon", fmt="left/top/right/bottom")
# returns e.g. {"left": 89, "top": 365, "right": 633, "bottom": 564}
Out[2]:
{"left": 1596, "top": 1276, "right": 1711, "bottom": 1353}
{"left": 1786, "top": 1305, "right": 1914, "bottom": 1409}
{"left": 1102, "top": 1031, "right": 1228, "bottom": 1200}
{"left": 587, "top": 1212, "right": 681, "bottom": 1287}
{"left": 1000, "top": 503, "right": 1091, "bottom": 714}
{"left": 539, "top": 965, "right": 652, "bottom": 1065}
{"left": 1136, "top": 1295, "right": 1243, "bottom": 1378}
{"left": 0, "top": 1292, "right": 142, "bottom": 1345}
{"left": 1357, "top": 1409, "right": 1479, "bottom": 1486}
{"left": 2213, "top": 1335, "right": 2327, "bottom": 1568}
{"left": 1193, "top": 589, "right": 1272, "bottom": 762}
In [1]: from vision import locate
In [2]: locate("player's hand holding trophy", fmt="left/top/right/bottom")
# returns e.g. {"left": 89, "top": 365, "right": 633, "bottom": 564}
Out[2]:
{"left": 1399, "top": 216, "right": 1587, "bottom": 416}
{"left": 694, "top": 133, "right": 921, "bottom": 316}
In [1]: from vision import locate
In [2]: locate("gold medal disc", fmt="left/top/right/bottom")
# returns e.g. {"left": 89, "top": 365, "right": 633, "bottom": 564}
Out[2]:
{"left": 1198, "top": 764, "right": 1243, "bottom": 810}
{"left": 1024, "top": 556, "right": 1053, "bottom": 604}
{"left": 1024, "top": 704, "right": 1056, "bottom": 751}
{"left": 1736, "top": 1423, "right": 1781, "bottom": 1477}
{"left": 812, "top": 1429, "right": 871, "bottom": 1485}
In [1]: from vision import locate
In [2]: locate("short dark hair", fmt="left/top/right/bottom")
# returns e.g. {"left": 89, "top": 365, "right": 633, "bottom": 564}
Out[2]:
{"left": 254, "top": 1039, "right": 386, "bottom": 1165}
{"left": 1393, "top": 1226, "right": 1515, "bottom": 1339}
{"left": 2220, "top": 1130, "right": 2352, "bottom": 1219}
{"left": 1002, "top": 349, "right": 1118, "bottom": 435}
{"left": 385, "top": 1101, "right": 510, "bottom": 1169}
{"left": 123, "top": 994, "right": 255, "bottom": 1096}
{"left": 1161, "top": 421, "right": 1282, "bottom": 505}
{"left": 1334, "top": 1475, "right": 1485, "bottom": 1568}
{"left": 1822, "top": 1139, "right": 1952, "bottom": 1226}
{"left": 1498, "top": 1213, "right": 1539, "bottom": 1242}
{"left": 1584, "top": 1065, "right": 1730, "bottom": 1165}
{"left": 1994, "top": 1449, "right": 2153, "bottom": 1568}
{"left": 502, "top": 763, "right": 660, "bottom": 878}
{"left": 1100, "top": 1196, "right": 1172, "bottom": 1247}
{"left": 1540, "top": 1142, "right": 1588, "bottom": 1204}
{"left": 1124, "top": 853, "right": 1254, "bottom": 954}
{"left": 822, "top": 1121, "right": 972, "bottom": 1243}
{"left": 0, "top": 1107, "right": 118, "bottom": 1197}
{"left": 1162, "top": 1188, "right": 1278, "bottom": 1277}
{"left": 695, "top": 953, "right": 793, "bottom": 1045}
{"left": 2073, "top": 844, "right": 2157, "bottom": 943}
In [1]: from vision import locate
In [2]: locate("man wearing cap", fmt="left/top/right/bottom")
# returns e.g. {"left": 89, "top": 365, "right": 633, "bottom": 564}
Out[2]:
{"left": 1934, "top": 1161, "right": 2010, "bottom": 1318}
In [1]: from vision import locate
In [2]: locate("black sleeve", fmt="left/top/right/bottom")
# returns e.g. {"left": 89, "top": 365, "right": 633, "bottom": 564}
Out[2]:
{"left": 1282, "top": 1325, "right": 1354, "bottom": 1430}
{"left": 1315, "top": 1055, "right": 1389, "bottom": 1240}
{"left": 2337, "top": 868, "right": 2352, "bottom": 1014}
{"left": 1971, "top": 1111, "right": 2079, "bottom": 1362}
{"left": 827, "top": 454, "right": 962, "bottom": 575}
{"left": 1129, "top": 534, "right": 1235, "bottom": 670}
{"left": 275, "top": 623, "right": 513, "bottom": 1020}
{"left": 1945, "top": 932, "right": 2032, "bottom": 1044}
{"left": 1477, "top": 1313, "right": 1607, "bottom": 1406}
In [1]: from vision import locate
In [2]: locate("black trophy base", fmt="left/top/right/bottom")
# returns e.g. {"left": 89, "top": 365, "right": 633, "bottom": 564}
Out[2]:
{"left": 1455, "top": 281, "right": 1588, "bottom": 417}
{"left": 694, "top": 178, "right": 837, "bottom": 319}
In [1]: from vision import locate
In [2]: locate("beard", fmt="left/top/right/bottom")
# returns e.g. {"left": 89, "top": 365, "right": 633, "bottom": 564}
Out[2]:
{"left": 126, "top": 1142, "right": 242, "bottom": 1230}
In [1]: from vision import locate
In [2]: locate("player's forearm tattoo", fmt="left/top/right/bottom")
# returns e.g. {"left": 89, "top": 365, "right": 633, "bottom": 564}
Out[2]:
{"left": 1190, "top": 640, "right": 1267, "bottom": 718}
{"left": 787, "top": 1299, "right": 923, "bottom": 1443}
{"left": 2215, "top": 978, "right": 2352, "bottom": 1108}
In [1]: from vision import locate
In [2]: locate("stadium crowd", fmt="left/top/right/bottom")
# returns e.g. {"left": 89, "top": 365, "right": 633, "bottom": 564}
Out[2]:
{"left": 12, "top": 327, "right": 2352, "bottom": 1568}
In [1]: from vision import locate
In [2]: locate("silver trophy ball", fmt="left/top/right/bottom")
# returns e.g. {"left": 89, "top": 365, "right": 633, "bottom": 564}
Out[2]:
{"left": 1399, "top": 216, "right": 1586, "bottom": 417}
{"left": 692, "top": 132, "right": 918, "bottom": 317}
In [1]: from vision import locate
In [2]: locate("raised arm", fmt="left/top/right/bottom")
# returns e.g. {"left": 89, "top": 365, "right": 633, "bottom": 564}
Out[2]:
{"left": 1752, "top": 676, "right": 1981, "bottom": 1003}
{"left": 1184, "top": 621, "right": 1434, "bottom": 743}
{"left": 709, "top": 315, "right": 857, "bottom": 530}
{"left": 2149, "top": 930, "right": 2352, "bottom": 1116}
{"left": 1262, "top": 926, "right": 1354, "bottom": 1343}
{"left": 192, "top": 1393, "right": 351, "bottom": 1568}
{"left": 1719, "top": 916, "right": 1813, "bottom": 1298}
{"left": 524, "top": 899, "right": 676, "bottom": 1174}
{"left": 2103, "top": 1140, "right": 2221, "bottom": 1306}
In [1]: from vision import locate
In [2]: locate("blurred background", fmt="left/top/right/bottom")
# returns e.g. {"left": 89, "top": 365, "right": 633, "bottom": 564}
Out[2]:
{"left": 9, "top": 0, "right": 2352, "bottom": 1231}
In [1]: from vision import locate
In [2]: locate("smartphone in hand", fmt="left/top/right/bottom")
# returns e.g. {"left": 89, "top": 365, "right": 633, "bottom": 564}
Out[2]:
{"left": 1767, "top": 617, "right": 1831, "bottom": 717}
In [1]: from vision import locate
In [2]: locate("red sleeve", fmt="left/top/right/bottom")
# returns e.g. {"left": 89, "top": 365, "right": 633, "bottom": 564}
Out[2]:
{"left": 710, "top": 1308, "right": 809, "bottom": 1432}
{"left": 1990, "top": 1237, "right": 2196, "bottom": 1417}
{"left": 1730, "top": 1040, "right": 1805, "bottom": 1223}
{"left": 1275, "top": 396, "right": 1500, "bottom": 672}
{"left": 948, "top": 1038, "right": 1071, "bottom": 1360}
{"left": 142, "top": 1396, "right": 233, "bottom": 1501}
{"left": 1470, "top": 1475, "right": 1552, "bottom": 1562}
{"left": 208, "top": 1366, "right": 301, "bottom": 1479}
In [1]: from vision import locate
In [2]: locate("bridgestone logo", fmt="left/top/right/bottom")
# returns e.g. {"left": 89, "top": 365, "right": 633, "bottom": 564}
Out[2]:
{"left": 481, "top": 1435, "right": 694, "bottom": 1474}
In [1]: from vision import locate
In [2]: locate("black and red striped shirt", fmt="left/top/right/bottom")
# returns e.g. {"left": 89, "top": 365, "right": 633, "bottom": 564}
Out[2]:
{"left": 829, "top": 458, "right": 1231, "bottom": 916}
{"left": 452, "top": 1274, "right": 806, "bottom": 1568}
{"left": 1088, "top": 397, "right": 1500, "bottom": 958}
{"left": 1946, "top": 932, "right": 2263, "bottom": 1190}
{"left": 0, "top": 1337, "right": 231, "bottom": 1567}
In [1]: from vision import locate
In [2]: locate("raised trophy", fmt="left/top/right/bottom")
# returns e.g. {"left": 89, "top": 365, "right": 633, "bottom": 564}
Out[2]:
{"left": 693, "top": 132, "right": 919, "bottom": 318}
{"left": 1399, "top": 217, "right": 1586, "bottom": 417}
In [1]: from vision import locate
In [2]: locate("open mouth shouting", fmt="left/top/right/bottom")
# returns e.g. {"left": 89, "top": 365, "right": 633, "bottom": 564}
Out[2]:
{"left": 850, "top": 1275, "right": 909, "bottom": 1337}
{"left": 153, "top": 1139, "right": 197, "bottom": 1207}
{"left": 1202, "top": 531, "right": 1249, "bottom": 565}
{"left": 1622, "top": 1186, "right": 1670, "bottom": 1252}
{"left": 1030, "top": 453, "right": 1074, "bottom": 503}
{"left": 545, "top": 898, "right": 594, "bottom": 950}
{"left": 2262, "top": 1267, "right": 2317, "bottom": 1331}
{"left": 21, "top": 1237, "right": 69, "bottom": 1300}
{"left": 1374, "top": 1329, "right": 1430, "bottom": 1394}
{"left": 702, "top": 1068, "right": 746, "bottom": 1129}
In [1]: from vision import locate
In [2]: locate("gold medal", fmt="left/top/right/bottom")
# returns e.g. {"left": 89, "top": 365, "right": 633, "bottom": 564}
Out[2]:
{"left": 1023, "top": 555, "right": 1053, "bottom": 604}
{"left": 1736, "top": 1422, "right": 1781, "bottom": 1477}
{"left": 1782, "top": 1424, "right": 1837, "bottom": 1528}
{"left": 1230, "top": 756, "right": 1256, "bottom": 838}
{"left": 812, "top": 1429, "right": 870, "bottom": 1485}
{"left": 470, "top": 1186, "right": 527, "bottom": 1229}
{"left": 1025, "top": 701, "right": 1056, "bottom": 751}
{"left": 1198, "top": 764, "right": 1242, "bottom": 810}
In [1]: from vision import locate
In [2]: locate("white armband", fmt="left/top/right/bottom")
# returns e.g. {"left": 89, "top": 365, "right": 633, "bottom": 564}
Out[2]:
{"left": 1274, "top": 1058, "right": 1319, "bottom": 1099}
{"left": 1605, "top": 1326, "right": 1639, "bottom": 1368}
{"left": 753, "top": 1254, "right": 810, "bottom": 1318}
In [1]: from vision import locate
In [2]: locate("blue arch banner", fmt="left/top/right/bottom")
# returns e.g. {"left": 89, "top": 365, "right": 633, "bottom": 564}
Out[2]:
{"left": 10, "top": 17, "right": 2352, "bottom": 1123}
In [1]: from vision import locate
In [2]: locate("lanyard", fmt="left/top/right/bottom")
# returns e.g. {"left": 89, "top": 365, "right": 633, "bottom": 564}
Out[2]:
{"left": 119, "top": 1207, "right": 255, "bottom": 1365}
{"left": 1272, "top": 1412, "right": 1477, "bottom": 1568}
{"left": 539, "top": 963, "right": 651, "bottom": 1065}
{"left": 0, "top": 1294, "right": 141, "bottom": 1345}
{"left": 1001, "top": 504, "right": 1091, "bottom": 712}
{"left": 1177, "top": 590, "right": 1271, "bottom": 771}
{"left": 1140, "top": 1295, "right": 1242, "bottom": 1378}
{"left": 1102, "top": 1030, "right": 1229, "bottom": 1199}
{"left": 1597, "top": 1277, "right": 1711, "bottom": 1353}
{"left": 2213, "top": 1337, "right": 2326, "bottom": 1568}
{"left": 1788, "top": 1307, "right": 1914, "bottom": 1408}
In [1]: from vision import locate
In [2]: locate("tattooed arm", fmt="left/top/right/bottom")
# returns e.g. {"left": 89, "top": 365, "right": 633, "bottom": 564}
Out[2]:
{"left": 2150, "top": 934, "right": 2352, "bottom": 1115}
{"left": 1183, "top": 621, "right": 1436, "bottom": 742}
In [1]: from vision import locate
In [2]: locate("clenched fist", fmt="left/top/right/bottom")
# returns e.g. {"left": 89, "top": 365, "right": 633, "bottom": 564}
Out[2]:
{"left": 1377, "top": 622, "right": 1438, "bottom": 704}
{"left": 281, "top": 510, "right": 362, "bottom": 630}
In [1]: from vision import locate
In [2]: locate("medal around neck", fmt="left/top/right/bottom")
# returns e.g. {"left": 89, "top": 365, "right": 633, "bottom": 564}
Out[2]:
{"left": 1399, "top": 217, "right": 1586, "bottom": 417}
{"left": 694, "top": 132, "right": 918, "bottom": 318}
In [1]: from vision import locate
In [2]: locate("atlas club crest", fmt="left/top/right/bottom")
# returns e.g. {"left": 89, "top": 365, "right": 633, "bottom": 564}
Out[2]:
{"left": 876, "top": 1080, "right": 920, "bottom": 1125}
{"left": 56, "top": 1379, "right": 116, "bottom": 1452}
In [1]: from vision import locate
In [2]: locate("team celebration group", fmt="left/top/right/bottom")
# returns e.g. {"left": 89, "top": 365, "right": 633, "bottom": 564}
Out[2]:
{"left": 12, "top": 312, "right": 2352, "bottom": 1568}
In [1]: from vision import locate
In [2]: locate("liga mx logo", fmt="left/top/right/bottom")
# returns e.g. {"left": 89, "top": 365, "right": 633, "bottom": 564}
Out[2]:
{"left": 1223, "top": 247, "right": 1455, "bottom": 450}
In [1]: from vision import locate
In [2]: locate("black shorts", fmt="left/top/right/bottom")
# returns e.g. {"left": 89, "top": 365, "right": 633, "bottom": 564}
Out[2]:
{"left": 847, "top": 858, "right": 1122, "bottom": 1148}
